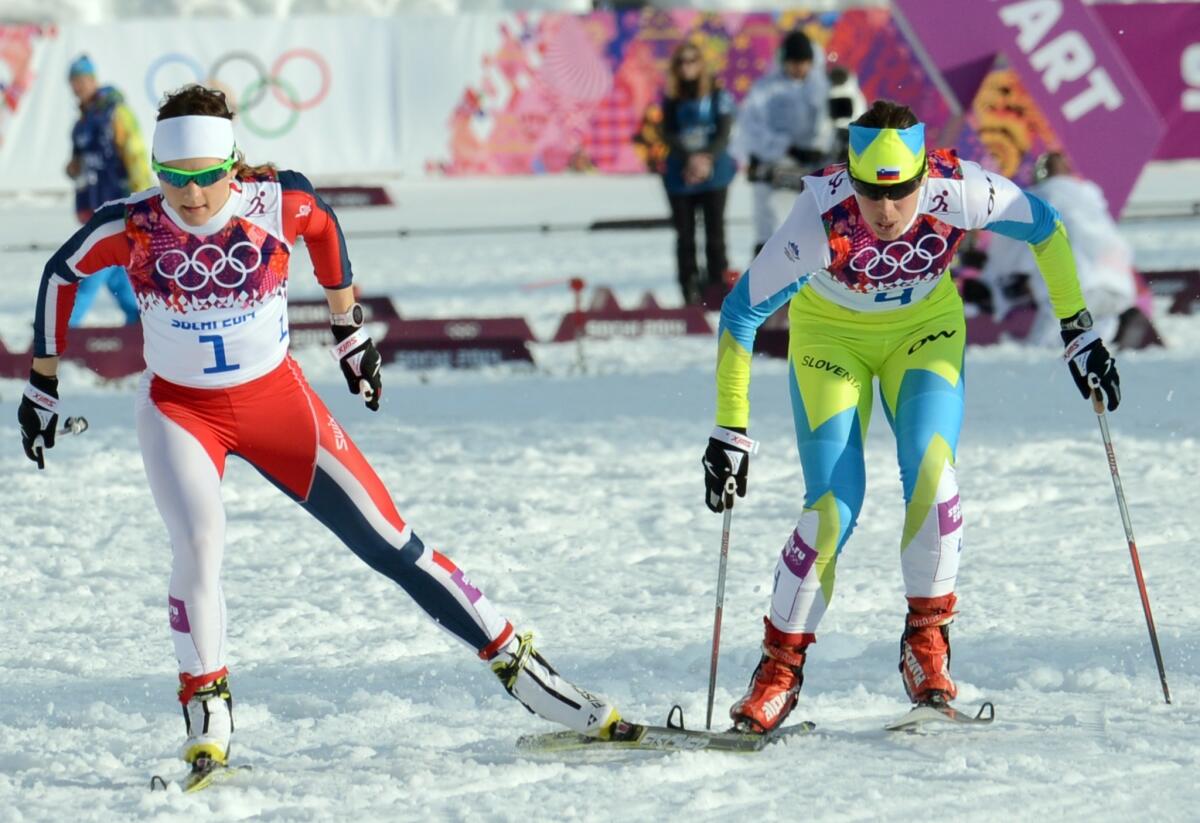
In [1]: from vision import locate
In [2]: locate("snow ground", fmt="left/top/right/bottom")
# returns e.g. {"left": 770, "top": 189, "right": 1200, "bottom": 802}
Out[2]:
{"left": 1, "top": 187, "right": 1199, "bottom": 822}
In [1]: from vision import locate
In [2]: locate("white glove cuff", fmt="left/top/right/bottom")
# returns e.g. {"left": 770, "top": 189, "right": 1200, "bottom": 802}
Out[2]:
{"left": 23, "top": 382, "right": 59, "bottom": 413}
{"left": 331, "top": 327, "right": 371, "bottom": 360}
{"left": 711, "top": 426, "right": 759, "bottom": 455}
{"left": 1063, "top": 329, "right": 1100, "bottom": 361}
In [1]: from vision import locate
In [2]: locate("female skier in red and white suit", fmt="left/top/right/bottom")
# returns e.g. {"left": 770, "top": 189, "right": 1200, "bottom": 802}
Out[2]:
{"left": 17, "top": 85, "right": 618, "bottom": 770}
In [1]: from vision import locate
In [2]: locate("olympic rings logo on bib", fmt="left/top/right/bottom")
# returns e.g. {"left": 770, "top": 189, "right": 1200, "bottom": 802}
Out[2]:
{"left": 849, "top": 234, "right": 949, "bottom": 281}
{"left": 155, "top": 242, "right": 263, "bottom": 292}
{"left": 145, "top": 49, "right": 331, "bottom": 138}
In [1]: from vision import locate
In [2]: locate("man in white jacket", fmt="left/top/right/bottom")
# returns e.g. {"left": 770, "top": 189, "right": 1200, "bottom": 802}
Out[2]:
{"left": 735, "top": 30, "right": 832, "bottom": 255}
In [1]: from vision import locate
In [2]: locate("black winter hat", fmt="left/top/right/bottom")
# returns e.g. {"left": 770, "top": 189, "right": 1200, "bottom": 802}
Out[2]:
{"left": 781, "top": 30, "right": 814, "bottom": 64}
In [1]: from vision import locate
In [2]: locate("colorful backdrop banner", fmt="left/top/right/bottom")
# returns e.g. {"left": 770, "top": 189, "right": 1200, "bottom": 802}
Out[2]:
{"left": 0, "top": 8, "right": 1176, "bottom": 201}
{"left": 892, "top": 0, "right": 1164, "bottom": 215}
{"left": 1093, "top": 2, "right": 1200, "bottom": 161}
{"left": 431, "top": 8, "right": 957, "bottom": 176}
{"left": 0, "top": 24, "right": 51, "bottom": 154}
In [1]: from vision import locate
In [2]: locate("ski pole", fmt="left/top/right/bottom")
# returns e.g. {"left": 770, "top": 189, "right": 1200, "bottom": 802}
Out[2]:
{"left": 31, "top": 416, "right": 89, "bottom": 470}
{"left": 60, "top": 416, "right": 89, "bottom": 437}
{"left": 706, "top": 475, "right": 737, "bottom": 730}
{"left": 1089, "top": 377, "right": 1171, "bottom": 704}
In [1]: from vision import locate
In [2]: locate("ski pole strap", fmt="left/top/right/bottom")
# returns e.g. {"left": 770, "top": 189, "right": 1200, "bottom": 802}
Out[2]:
{"left": 710, "top": 426, "right": 759, "bottom": 454}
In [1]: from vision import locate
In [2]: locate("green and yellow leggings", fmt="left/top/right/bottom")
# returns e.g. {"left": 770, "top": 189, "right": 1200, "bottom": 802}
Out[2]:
{"left": 770, "top": 277, "right": 966, "bottom": 635}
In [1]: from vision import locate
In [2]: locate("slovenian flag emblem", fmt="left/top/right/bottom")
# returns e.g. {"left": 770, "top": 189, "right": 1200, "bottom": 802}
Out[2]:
{"left": 876, "top": 167, "right": 901, "bottom": 181}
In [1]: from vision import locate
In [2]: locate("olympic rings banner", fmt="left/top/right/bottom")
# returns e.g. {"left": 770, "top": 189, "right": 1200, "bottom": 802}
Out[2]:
{"left": 0, "top": 16, "right": 400, "bottom": 192}
{"left": 142, "top": 49, "right": 333, "bottom": 141}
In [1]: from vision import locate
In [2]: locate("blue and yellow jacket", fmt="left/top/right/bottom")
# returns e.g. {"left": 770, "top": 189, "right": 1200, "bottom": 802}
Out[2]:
{"left": 71, "top": 85, "right": 152, "bottom": 218}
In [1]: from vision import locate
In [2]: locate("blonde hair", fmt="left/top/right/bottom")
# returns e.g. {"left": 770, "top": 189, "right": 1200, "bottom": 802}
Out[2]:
{"left": 665, "top": 41, "right": 713, "bottom": 101}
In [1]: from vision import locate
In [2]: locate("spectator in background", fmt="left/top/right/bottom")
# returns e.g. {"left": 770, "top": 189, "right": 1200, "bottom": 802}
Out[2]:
{"left": 967, "top": 151, "right": 1146, "bottom": 346}
{"left": 735, "top": 29, "right": 830, "bottom": 255}
{"left": 659, "top": 42, "right": 736, "bottom": 307}
{"left": 65, "top": 54, "right": 149, "bottom": 326}
{"left": 827, "top": 65, "right": 867, "bottom": 163}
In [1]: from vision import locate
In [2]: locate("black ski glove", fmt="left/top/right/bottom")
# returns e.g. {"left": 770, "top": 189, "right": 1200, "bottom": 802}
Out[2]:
{"left": 18, "top": 370, "right": 59, "bottom": 470}
{"left": 331, "top": 314, "right": 382, "bottom": 412}
{"left": 702, "top": 426, "right": 758, "bottom": 513}
{"left": 1061, "top": 309, "right": 1120, "bottom": 411}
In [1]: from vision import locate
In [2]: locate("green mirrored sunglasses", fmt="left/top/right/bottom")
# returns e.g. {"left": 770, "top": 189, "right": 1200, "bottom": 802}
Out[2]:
{"left": 152, "top": 154, "right": 237, "bottom": 188}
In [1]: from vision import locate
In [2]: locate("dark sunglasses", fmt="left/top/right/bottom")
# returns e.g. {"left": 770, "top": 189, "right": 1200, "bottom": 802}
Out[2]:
{"left": 849, "top": 161, "right": 927, "bottom": 201}
{"left": 152, "top": 154, "right": 236, "bottom": 189}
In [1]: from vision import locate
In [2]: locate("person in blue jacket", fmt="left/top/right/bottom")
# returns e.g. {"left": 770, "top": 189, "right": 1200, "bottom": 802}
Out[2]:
{"left": 660, "top": 42, "right": 736, "bottom": 307}
{"left": 64, "top": 54, "right": 149, "bottom": 326}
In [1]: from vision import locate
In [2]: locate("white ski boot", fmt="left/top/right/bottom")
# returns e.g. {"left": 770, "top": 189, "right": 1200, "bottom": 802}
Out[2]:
{"left": 491, "top": 633, "right": 620, "bottom": 738}
{"left": 179, "top": 670, "right": 234, "bottom": 765}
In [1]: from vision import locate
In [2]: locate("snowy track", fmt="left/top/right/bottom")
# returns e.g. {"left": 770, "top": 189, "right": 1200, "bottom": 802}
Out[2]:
{"left": 2, "top": 204, "right": 1198, "bottom": 820}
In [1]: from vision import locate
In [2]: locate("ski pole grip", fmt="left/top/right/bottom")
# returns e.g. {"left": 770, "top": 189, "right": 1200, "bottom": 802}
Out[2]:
{"left": 1087, "top": 374, "right": 1104, "bottom": 415}
{"left": 61, "top": 416, "right": 89, "bottom": 436}
{"left": 724, "top": 476, "right": 737, "bottom": 499}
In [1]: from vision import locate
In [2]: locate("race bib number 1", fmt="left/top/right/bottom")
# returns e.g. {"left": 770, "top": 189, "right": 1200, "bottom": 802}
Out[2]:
{"left": 199, "top": 334, "right": 240, "bottom": 374}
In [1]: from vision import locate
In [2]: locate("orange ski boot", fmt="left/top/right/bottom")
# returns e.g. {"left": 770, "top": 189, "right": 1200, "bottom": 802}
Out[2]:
{"left": 729, "top": 618, "right": 814, "bottom": 733}
{"left": 899, "top": 593, "right": 959, "bottom": 704}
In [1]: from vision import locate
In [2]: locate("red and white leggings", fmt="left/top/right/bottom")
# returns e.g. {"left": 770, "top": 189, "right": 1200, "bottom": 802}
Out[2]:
{"left": 135, "top": 357, "right": 515, "bottom": 678}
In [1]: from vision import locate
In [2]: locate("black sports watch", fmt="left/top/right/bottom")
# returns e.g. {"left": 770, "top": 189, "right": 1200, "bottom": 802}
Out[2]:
{"left": 1060, "top": 308, "right": 1093, "bottom": 332}
{"left": 331, "top": 303, "right": 364, "bottom": 327}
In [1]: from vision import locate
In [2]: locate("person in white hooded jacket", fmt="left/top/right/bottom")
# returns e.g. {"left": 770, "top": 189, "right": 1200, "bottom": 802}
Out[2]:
{"left": 735, "top": 30, "right": 832, "bottom": 254}
{"left": 972, "top": 152, "right": 1138, "bottom": 345}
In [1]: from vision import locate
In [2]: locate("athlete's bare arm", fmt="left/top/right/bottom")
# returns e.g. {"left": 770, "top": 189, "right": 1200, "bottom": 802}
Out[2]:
{"left": 324, "top": 286, "right": 355, "bottom": 315}
{"left": 32, "top": 356, "right": 58, "bottom": 378}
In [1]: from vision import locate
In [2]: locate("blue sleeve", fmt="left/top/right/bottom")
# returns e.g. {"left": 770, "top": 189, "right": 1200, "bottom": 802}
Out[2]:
{"left": 718, "top": 271, "right": 807, "bottom": 351}
{"left": 985, "top": 191, "right": 1059, "bottom": 244}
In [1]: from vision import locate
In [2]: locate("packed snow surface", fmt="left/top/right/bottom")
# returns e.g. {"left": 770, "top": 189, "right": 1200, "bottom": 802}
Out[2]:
{"left": 1, "top": 179, "right": 1198, "bottom": 821}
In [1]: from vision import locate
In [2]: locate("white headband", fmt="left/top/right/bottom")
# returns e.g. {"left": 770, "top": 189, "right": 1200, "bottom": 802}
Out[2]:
{"left": 152, "top": 115, "right": 235, "bottom": 163}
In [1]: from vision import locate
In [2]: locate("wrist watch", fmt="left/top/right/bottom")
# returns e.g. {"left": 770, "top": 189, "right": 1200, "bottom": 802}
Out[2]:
{"left": 331, "top": 303, "right": 364, "bottom": 327}
{"left": 1061, "top": 309, "right": 1093, "bottom": 331}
